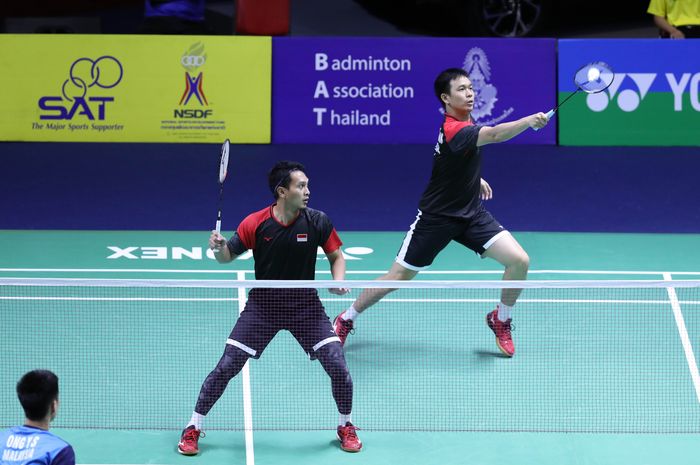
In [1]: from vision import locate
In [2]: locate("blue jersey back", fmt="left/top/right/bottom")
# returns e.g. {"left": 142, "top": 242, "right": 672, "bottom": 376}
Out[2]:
{"left": 1, "top": 426, "right": 74, "bottom": 465}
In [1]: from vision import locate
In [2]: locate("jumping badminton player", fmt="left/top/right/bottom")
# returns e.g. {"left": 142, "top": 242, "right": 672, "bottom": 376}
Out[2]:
{"left": 178, "top": 161, "right": 362, "bottom": 455}
{"left": 333, "top": 67, "right": 549, "bottom": 357}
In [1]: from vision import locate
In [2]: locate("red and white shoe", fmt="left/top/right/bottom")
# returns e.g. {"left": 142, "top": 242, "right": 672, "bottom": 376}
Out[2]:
{"left": 333, "top": 311, "right": 355, "bottom": 346}
{"left": 486, "top": 309, "right": 515, "bottom": 357}
{"left": 337, "top": 422, "right": 362, "bottom": 452}
{"left": 178, "top": 425, "right": 204, "bottom": 455}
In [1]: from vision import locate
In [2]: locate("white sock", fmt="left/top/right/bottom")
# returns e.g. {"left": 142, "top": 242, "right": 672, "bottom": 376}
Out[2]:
{"left": 339, "top": 413, "right": 352, "bottom": 426}
{"left": 187, "top": 412, "right": 204, "bottom": 430}
{"left": 497, "top": 303, "right": 513, "bottom": 322}
{"left": 344, "top": 305, "right": 360, "bottom": 322}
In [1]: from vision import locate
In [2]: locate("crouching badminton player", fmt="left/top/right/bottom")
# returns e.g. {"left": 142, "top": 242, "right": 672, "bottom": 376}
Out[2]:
{"left": 178, "top": 160, "right": 361, "bottom": 455}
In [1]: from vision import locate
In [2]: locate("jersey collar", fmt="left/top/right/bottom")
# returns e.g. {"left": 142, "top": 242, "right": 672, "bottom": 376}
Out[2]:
{"left": 269, "top": 204, "right": 301, "bottom": 228}
{"left": 444, "top": 113, "right": 474, "bottom": 125}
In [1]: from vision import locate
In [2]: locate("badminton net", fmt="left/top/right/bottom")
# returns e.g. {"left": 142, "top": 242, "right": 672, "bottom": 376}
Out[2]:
{"left": 1, "top": 277, "right": 699, "bottom": 433}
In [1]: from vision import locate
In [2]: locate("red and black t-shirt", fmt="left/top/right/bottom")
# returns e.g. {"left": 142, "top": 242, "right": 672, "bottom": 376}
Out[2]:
{"left": 226, "top": 205, "right": 342, "bottom": 280}
{"left": 418, "top": 114, "right": 483, "bottom": 219}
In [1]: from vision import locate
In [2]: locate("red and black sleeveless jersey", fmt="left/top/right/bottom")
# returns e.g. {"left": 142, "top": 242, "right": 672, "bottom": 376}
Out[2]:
{"left": 226, "top": 205, "right": 342, "bottom": 280}
{"left": 418, "top": 114, "right": 483, "bottom": 219}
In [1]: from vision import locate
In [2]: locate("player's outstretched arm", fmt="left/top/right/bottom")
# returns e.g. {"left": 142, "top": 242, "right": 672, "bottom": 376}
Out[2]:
{"left": 477, "top": 112, "right": 549, "bottom": 146}
{"left": 209, "top": 230, "right": 237, "bottom": 263}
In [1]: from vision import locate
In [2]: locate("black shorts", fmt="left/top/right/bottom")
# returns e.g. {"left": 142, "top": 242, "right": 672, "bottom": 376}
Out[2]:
{"left": 226, "top": 289, "right": 340, "bottom": 360}
{"left": 395, "top": 208, "right": 508, "bottom": 270}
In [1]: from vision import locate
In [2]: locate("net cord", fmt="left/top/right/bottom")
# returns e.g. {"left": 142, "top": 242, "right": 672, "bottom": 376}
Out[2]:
{"left": 1, "top": 277, "right": 699, "bottom": 289}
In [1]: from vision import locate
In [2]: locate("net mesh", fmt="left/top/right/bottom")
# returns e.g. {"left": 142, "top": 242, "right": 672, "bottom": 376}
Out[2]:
{"left": 1, "top": 278, "right": 699, "bottom": 433}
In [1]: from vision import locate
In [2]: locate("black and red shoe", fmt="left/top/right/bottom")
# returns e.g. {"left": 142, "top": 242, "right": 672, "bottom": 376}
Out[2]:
{"left": 178, "top": 425, "right": 204, "bottom": 456}
{"left": 486, "top": 309, "right": 515, "bottom": 357}
{"left": 337, "top": 422, "right": 362, "bottom": 452}
{"left": 333, "top": 311, "right": 355, "bottom": 346}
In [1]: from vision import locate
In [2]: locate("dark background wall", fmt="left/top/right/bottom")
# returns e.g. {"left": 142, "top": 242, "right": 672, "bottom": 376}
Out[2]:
{"left": 2, "top": 1, "right": 695, "bottom": 234}
{"left": 2, "top": 142, "right": 698, "bottom": 233}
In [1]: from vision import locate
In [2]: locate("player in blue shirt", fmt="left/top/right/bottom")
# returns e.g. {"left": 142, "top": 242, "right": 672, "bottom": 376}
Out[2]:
{"left": 1, "top": 370, "right": 75, "bottom": 465}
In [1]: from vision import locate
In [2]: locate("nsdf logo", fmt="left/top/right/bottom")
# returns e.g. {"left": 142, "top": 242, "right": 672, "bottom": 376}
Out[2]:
{"left": 38, "top": 56, "right": 123, "bottom": 120}
{"left": 585, "top": 72, "right": 700, "bottom": 113}
{"left": 174, "top": 42, "right": 212, "bottom": 119}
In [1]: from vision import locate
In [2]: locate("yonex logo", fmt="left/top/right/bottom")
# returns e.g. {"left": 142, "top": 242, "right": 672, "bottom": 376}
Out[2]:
{"left": 586, "top": 73, "right": 656, "bottom": 113}
{"left": 106, "top": 246, "right": 375, "bottom": 261}
{"left": 586, "top": 72, "right": 700, "bottom": 112}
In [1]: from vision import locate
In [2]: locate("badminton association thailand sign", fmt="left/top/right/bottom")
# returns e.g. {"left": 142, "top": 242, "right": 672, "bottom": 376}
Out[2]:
{"left": 272, "top": 37, "right": 556, "bottom": 144}
{"left": 558, "top": 40, "right": 700, "bottom": 146}
{"left": 0, "top": 35, "right": 270, "bottom": 143}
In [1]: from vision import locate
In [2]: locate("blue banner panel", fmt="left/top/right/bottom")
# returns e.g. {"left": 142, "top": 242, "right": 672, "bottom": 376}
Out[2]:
{"left": 272, "top": 37, "right": 556, "bottom": 144}
{"left": 558, "top": 39, "right": 700, "bottom": 146}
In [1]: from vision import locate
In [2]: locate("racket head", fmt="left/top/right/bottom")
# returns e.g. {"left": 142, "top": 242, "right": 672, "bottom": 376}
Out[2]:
{"left": 219, "top": 139, "right": 230, "bottom": 184}
{"left": 574, "top": 62, "right": 614, "bottom": 94}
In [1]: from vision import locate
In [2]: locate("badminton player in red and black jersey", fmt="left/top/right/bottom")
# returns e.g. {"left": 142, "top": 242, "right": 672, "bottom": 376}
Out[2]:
{"left": 178, "top": 161, "right": 362, "bottom": 455}
{"left": 334, "top": 68, "right": 550, "bottom": 357}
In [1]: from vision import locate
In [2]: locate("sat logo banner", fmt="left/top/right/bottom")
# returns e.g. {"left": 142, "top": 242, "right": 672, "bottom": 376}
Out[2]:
{"left": 0, "top": 34, "right": 271, "bottom": 143}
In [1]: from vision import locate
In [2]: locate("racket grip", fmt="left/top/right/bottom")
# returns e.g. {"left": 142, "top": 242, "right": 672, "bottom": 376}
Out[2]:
{"left": 215, "top": 219, "right": 221, "bottom": 233}
{"left": 532, "top": 109, "right": 555, "bottom": 131}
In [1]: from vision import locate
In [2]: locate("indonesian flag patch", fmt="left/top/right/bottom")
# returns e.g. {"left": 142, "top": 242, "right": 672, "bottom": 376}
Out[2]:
{"left": 296, "top": 233, "right": 308, "bottom": 242}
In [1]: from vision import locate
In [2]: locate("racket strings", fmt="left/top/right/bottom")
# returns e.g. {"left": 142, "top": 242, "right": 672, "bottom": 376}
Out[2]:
{"left": 574, "top": 62, "right": 614, "bottom": 94}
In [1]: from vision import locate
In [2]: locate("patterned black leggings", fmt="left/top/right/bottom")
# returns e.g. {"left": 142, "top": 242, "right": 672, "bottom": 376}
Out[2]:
{"left": 194, "top": 342, "right": 353, "bottom": 415}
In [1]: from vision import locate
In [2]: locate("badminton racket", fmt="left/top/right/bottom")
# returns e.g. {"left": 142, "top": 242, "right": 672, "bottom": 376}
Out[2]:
{"left": 214, "top": 139, "right": 230, "bottom": 234}
{"left": 534, "top": 61, "right": 615, "bottom": 131}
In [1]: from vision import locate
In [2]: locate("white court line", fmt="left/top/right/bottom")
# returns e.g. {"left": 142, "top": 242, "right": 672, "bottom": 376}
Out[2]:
{"left": 318, "top": 298, "right": 700, "bottom": 305}
{"left": 0, "top": 297, "right": 234, "bottom": 301}
{"left": 2, "top": 268, "right": 700, "bottom": 275}
{"left": 2, "top": 297, "right": 700, "bottom": 305}
{"left": 663, "top": 272, "right": 700, "bottom": 404}
{"left": 237, "top": 271, "right": 255, "bottom": 465}
{"left": 0, "top": 268, "right": 241, "bottom": 273}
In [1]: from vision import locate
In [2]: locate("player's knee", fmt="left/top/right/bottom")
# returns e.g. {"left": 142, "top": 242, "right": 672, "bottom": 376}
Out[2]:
{"left": 318, "top": 343, "right": 351, "bottom": 377}
{"left": 215, "top": 346, "right": 249, "bottom": 379}
{"left": 320, "top": 342, "right": 346, "bottom": 367}
{"left": 505, "top": 249, "right": 529, "bottom": 272}
{"left": 516, "top": 251, "right": 530, "bottom": 271}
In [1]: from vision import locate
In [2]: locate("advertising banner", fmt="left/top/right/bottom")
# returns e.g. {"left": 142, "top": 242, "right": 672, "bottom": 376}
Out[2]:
{"left": 558, "top": 39, "right": 700, "bottom": 146}
{"left": 272, "top": 37, "right": 556, "bottom": 144}
{"left": 0, "top": 35, "right": 271, "bottom": 143}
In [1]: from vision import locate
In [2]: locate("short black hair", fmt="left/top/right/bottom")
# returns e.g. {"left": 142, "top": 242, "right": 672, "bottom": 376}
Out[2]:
{"left": 268, "top": 161, "right": 306, "bottom": 199}
{"left": 434, "top": 68, "right": 470, "bottom": 108}
{"left": 17, "top": 370, "right": 59, "bottom": 421}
